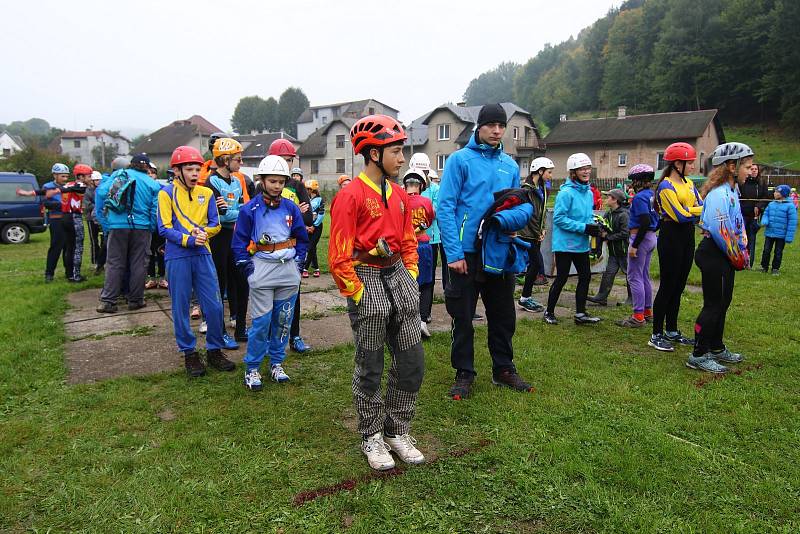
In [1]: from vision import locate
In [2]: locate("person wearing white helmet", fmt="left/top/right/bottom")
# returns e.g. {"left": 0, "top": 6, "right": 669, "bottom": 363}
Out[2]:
{"left": 232, "top": 155, "right": 309, "bottom": 390}
{"left": 518, "top": 157, "right": 554, "bottom": 312}
{"left": 544, "top": 153, "right": 602, "bottom": 325}
{"left": 422, "top": 168, "right": 448, "bottom": 291}
{"left": 83, "top": 171, "right": 106, "bottom": 274}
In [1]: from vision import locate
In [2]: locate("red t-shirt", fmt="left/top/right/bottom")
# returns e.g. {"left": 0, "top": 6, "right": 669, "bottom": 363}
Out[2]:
{"left": 407, "top": 193, "right": 434, "bottom": 243}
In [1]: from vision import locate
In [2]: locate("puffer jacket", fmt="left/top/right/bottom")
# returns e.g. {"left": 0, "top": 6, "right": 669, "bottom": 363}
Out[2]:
{"left": 761, "top": 199, "right": 797, "bottom": 243}
{"left": 519, "top": 179, "right": 547, "bottom": 241}
{"left": 551, "top": 179, "right": 594, "bottom": 253}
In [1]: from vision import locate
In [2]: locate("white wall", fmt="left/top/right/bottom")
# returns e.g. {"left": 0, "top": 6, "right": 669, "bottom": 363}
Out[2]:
{"left": 0, "top": 133, "right": 23, "bottom": 158}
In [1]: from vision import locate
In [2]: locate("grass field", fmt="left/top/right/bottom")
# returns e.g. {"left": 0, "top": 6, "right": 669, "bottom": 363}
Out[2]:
{"left": 1, "top": 221, "right": 799, "bottom": 532}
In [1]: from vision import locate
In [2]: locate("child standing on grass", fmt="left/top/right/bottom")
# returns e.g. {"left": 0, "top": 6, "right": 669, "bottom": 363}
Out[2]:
{"left": 518, "top": 157, "right": 552, "bottom": 313}
{"left": 587, "top": 188, "right": 630, "bottom": 306}
{"left": 760, "top": 184, "right": 797, "bottom": 275}
{"left": 403, "top": 168, "right": 435, "bottom": 338}
{"left": 303, "top": 179, "right": 325, "bottom": 278}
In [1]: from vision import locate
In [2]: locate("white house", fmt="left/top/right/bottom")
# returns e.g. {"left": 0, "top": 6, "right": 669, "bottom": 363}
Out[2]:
{"left": 295, "top": 99, "right": 399, "bottom": 141}
{"left": 0, "top": 131, "right": 26, "bottom": 158}
{"left": 59, "top": 130, "right": 131, "bottom": 166}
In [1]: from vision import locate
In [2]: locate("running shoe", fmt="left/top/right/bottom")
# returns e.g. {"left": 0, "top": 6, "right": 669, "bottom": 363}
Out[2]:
{"left": 574, "top": 312, "right": 601, "bottom": 325}
{"left": 158, "top": 279, "right": 169, "bottom": 289}
{"left": 362, "top": 432, "right": 395, "bottom": 471}
{"left": 616, "top": 316, "right": 645, "bottom": 328}
{"left": 302, "top": 269, "right": 309, "bottom": 279}
{"left": 420, "top": 321, "right": 431, "bottom": 338}
{"left": 492, "top": 369, "right": 534, "bottom": 392}
{"left": 648, "top": 333, "right": 675, "bottom": 352}
{"left": 686, "top": 354, "right": 728, "bottom": 374}
{"left": 711, "top": 348, "right": 744, "bottom": 364}
{"left": 270, "top": 364, "right": 290, "bottom": 383}
{"left": 543, "top": 311, "right": 558, "bottom": 325}
{"left": 313, "top": 270, "right": 320, "bottom": 277}
{"left": 664, "top": 331, "right": 694, "bottom": 346}
{"left": 244, "top": 368, "right": 262, "bottom": 391}
{"left": 518, "top": 296, "right": 544, "bottom": 313}
{"left": 222, "top": 333, "right": 239, "bottom": 350}
{"left": 385, "top": 434, "right": 425, "bottom": 464}
{"left": 145, "top": 279, "right": 157, "bottom": 290}
{"left": 290, "top": 336, "right": 311, "bottom": 353}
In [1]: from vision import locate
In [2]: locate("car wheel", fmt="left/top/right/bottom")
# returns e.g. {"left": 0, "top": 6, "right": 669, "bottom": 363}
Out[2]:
{"left": 1, "top": 223, "right": 30, "bottom": 244}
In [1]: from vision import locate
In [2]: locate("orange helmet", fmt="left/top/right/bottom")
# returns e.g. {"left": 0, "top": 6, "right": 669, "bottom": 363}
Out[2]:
{"left": 73, "top": 163, "right": 93, "bottom": 177}
{"left": 304, "top": 179, "right": 319, "bottom": 191}
{"left": 170, "top": 146, "right": 204, "bottom": 167}
{"left": 350, "top": 115, "right": 407, "bottom": 154}
{"left": 268, "top": 139, "right": 297, "bottom": 158}
{"left": 212, "top": 137, "right": 243, "bottom": 158}
{"left": 337, "top": 174, "right": 351, "bottom": 186}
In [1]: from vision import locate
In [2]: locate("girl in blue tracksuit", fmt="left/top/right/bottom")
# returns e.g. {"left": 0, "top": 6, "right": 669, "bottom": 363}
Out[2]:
{"left": 545, "top": 153, "right": 602, "bottom": 325}
{"left": 760, "top": 184, "right": 797, "bottom": 273}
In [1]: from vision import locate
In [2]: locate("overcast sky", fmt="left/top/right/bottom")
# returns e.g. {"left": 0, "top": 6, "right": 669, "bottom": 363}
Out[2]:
{"left": 3, "top": 0, "right": 619, "bottom": 136}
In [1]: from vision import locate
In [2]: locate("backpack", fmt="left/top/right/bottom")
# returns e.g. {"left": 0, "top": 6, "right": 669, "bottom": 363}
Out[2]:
{"left": 103, "top": 171, "right": 137, "bottom": 219}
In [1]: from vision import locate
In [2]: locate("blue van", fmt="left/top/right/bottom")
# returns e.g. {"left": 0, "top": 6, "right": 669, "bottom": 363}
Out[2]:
{"left": 0, "top": 172, "right": 46, "bottom": 244}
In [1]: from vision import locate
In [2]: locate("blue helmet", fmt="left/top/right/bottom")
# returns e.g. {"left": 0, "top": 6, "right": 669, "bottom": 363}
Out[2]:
{"left": 51, "top": 163, "right": 69, "bottom": 174}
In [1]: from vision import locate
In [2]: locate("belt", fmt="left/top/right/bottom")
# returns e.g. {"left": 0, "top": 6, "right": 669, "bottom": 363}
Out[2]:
{"left": 353, "top": 250, "right": 402, "bottom": 268}
{"left": 254, "top": 238, "right": 296, "bottom": 252}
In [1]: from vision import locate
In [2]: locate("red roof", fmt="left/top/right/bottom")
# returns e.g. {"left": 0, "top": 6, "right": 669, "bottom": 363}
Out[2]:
{"left": 185, "top": 115, "right": 224, "bottom": 135}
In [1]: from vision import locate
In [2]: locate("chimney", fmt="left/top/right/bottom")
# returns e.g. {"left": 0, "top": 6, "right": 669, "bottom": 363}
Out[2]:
{"left": 618, "top": 106, "right": 627, "bottom": 119}
{"left": 456, "top": 102, "right": 466, "bottom": 107}
{"left": 559, "top": 114, "right": 567, "bottom": 122}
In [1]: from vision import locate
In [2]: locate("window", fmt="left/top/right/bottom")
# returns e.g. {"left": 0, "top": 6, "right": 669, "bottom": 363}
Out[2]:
{"left": 336, "top": 159, "right": 346, "bottom": 174}
{"left": 618, "top": 153, "right": 627, "bottom": 166}
{"left": 0, "top": 182, "right": 36, "bottom": 202}
{"left": 513, "top": 127, "right": 519, "bottom": 140}
{"left": 2, "top": 148, "right": 10, "bottom": 157}
{"left": 322, "top": 116, "right": 327, "bottom": 125}
{"left": 437, "top": 124, "right": 450, "bottom": 141}
{"left": 437, "top": 154, "right": 447, "bottom": 171}
{"left": 336, "top": 135, "right": 345, "bottom": 149}
{"left": 656, "top": 152, "right": 666, "bottom": 170}
{"left": 699, "top": 152, "right": 706, "bottom": 174}
{"left": 310, "top": 160, "right": 319, "bottom": 174}
{"left": 73, "top": 140, "right": 81, "bottom": 148}
{"left": 368, "top": 107, "right": 375, "bottom": 115}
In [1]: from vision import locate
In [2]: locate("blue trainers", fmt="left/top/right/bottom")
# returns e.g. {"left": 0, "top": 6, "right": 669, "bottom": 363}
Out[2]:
{"left": 271, "top": 364, "right": 290, "bottom": 383}
{"left": 664, "top": 330, "right": 694, "bottom": 346}
{"left": 518, "top": 296, "right": 544, "bottom": 313}
{"left": 711, "top": 348, "right": 744, "bottom": 364}
{"left": 244, "top": 368, "right": 263, "bottom": 391}
{"left": 686, "top": 354, "right": 728, "bottom": 374}
{"left": 222, "top": 333, "right": 240, "bottom": 350}
{"left": 648, "top": 333, "right": 675, "bottom": 352}
{"left": 290, "top": 336, "right": 311, "bottom": 353}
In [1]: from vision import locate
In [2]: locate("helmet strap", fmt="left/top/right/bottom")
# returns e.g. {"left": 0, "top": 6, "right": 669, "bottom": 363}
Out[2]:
{"left": 177, "top": 166, "right": 193, "bottom": 201}
{"left": 371, "top": 147, "right": 390, "bottom": 209}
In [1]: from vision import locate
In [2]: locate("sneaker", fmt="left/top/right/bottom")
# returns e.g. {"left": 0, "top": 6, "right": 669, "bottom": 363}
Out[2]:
{"left": 711, "top": 348, "right": 744, "bottom": 364}
{"left": 771, "top": 269, "right": 779, "bottom": 276}
{"left": 244, "top": 368, "right": 263, "bottom": 391}
{"left": 45, "top": 274, "right": 54, "bottom": 283}
{"left": 664, "top": 331, "right": 694, "bottom": 346}
{"left": 472, "top": 313, "right": 483, "bottom": 321}
{"left": 207, "top": 349, "right": 235, "bottom": 371}
{"left": 145, "top": 279, "right": 157, "bottom": 289}
{"left": 759, "top": 267, "right": 767, "bottom": 273}
{"left": 234, "top": 329, "right": 248, "bottom": 342}
{"left": 616, "top": 316, "right": 645, "bottom": 328}
{"left": 420, "top": 321, "right": 431, "bottom": 338}
{"left": 191, "top": 305, "right": 201, "bottom": 320}
{"left": 68, "top": 275, "right": 87, "bottom": 283}
{"left": 184, "top": 351, "right": 206, "bottom": 378}
{"left": 290, "top": 336, "right": 311, "bottom": 353}
{"left": 574, "top": 312, "right": 601, "bottom": 325}
{"left": 518, "top": 296, "right": 544, "bottom": 313}
{"left": 313, "top": 270, "right": 320, "bottom": 278}
{"left": 492, "top": 369, "right": 534, "bottom": 392}
{"left": 229, "top": 316, "right": 237, "bottom": 329}
{"left": 533, "top": 274, "right": 548, "bottom": 286}
{"left": 302, "top": 269, "right": 309, "bottom": 279}
{"left": 449, "top": 373, "right": 474, "bottom": 400}
{"left": 644, "top": 314, "right": 653, "bottom": 324}
{"left": 158, "top": 279, "right": 169, "bottom": 289}
{"left": 686, "top": 354, "right": 729, "bottom": 374}
{"left": 543, "top": 311, "right": 558, "bottom": 325}
{"left": 222, "top": 333, "right": 239, "bottom": 350}
{"left": 199, "top": 321, "right": 207, "bottom": 334}
{"left": 271, "top": 364, "right": 290, "bottom": 383}
{"left": 385, "top": 434, "right": 425, "bottom": 464}
{"left": 648, "top": 333, "right": 675, "bottom": 352}
{"left": 96, "top": 302, "right": 118, "bottom": 314}
{"left": 361, "top": 432, "right": 395, "bottom": 471}
{"left": 128, "top": 301, "right": 146, "bottom": 311}
{"left": 586, "top": 295, "right": 608, "bottom": 306}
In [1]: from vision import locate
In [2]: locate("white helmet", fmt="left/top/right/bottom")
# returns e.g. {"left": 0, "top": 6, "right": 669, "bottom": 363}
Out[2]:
{"left": 409, "top": 153, "right": 431, "bottom": 172}
{"left": 255, "top": 155, "right": 291, "bottom": 178}
{"left": 402, "top": 168, "right": 427, "bottom": 191}
{"left": 427, "top": 169, "right": 439, "bottom": 180}
{"left": 567, "top": 153, "right": 592, "bottom": 171}
{"left": 91, "top": 170, "right": 103, "bottom": 182}
{"left": 530, "top": 157, "right": 555, "bottom": 173}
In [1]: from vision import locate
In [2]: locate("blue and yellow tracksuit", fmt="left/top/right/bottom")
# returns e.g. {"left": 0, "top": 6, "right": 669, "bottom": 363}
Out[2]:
{"left": 157, "top": 182, "right": 224, "bottom": 355}
{"left": 656, "top": 177, "right": 703, "bottom": 223}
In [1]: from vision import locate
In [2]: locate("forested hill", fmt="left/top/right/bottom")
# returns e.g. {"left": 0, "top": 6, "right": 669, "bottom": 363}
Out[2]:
{"left": 463, "top": 0, "right": 799, "bottom": 131}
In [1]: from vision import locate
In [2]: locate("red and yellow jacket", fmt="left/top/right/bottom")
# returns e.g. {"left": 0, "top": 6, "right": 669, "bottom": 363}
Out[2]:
{"left": 328, "top": 173, "right": 418, "bottom": 300}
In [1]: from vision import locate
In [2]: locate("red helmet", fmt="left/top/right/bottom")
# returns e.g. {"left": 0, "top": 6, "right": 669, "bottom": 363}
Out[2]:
{"left": 268, "top": 139, "right": 297, "bottom": 158}
{"left": 350, "top": 115, "right": 407, "bottom": 154}
{"left": 170, "top": 146, "right": 204, "bottom": 167}
{"left": 73, "top": 163, "right": 93, "bottom": 176}
{"left": 663, "top": 142, "right": 697, "bottom": 162}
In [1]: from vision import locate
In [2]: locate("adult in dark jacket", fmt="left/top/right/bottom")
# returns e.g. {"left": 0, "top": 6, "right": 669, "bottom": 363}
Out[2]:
{"left": 518, "top": 157, "right": 552, "bottom": 313}
{"left": 738, "top": 163, "right": 768, "bottom": 265}
{"left": 587, "top": 189, "right": 630, "bottom": 305}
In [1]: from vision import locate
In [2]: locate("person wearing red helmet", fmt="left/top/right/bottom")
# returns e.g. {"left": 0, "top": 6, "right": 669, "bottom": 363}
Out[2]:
{"left": 157, "top": 145, "right": 235, "bottom": 378}
{"left": 329, "top": 114, "right": 425, "bottom": 471}
{"left": 647, "top": 142, "right": 704, "bottom": 352}
{"left": 59, "top": 164, "right": 91, "bottom": 282}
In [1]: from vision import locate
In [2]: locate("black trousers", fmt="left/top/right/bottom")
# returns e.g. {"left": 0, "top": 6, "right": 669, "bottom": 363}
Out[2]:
{"left": 45, "top": 216, "right": 71, "bottom": 277}
{"left": 304, "top": 224, "right": 323, "bottom": 270}
{"left": 147, "top": 231, "right": 165, "bottom": 278}
{"left": 693, "top": 238, "right": 735, "bottom": 356}
{"left": 444, "top": 253, "right": 516, "bottom": 376}
{"left": 761, "top": 236, "right": 786, "bottom": 271}
{"left": 521, "top": 238, "right": 543, "bottom": 298}
{"left": 210, "top": 227, "right": 248, "bottom": 334}
{"left": 744, "top": 216, "right": 759, "bottom": 264}
{"left": 652, "top": 221, "right": 695, "bottom": 335}
{"left": 435, "top": 243, "right": 449, "bottom": 290}
{"left": 86, "top": 219, "right": 106, "bottom": 267}
{"left": 61, "top": 215, "right": 76, "bottom": 279}
{"left": 546, "top": 251, "right": 591, "bottom": 314}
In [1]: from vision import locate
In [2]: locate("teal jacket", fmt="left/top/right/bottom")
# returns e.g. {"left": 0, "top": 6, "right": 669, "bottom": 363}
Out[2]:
{"left": 94, "top": 168, "right": 160, "bottom": 231}
{"left": 421, "top": 181, "right": 440, "bottom": 244}
{"left": 207, "top": 172, "right": 244, "bottom": 228}
{"left": 552, "top": 179, "right": 594, "bottom": 253}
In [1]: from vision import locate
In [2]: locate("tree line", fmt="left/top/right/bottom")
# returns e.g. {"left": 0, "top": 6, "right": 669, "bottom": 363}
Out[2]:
{"left": 463, "top": 0, "right": 799, "bottom": 131}
{"left": 230, "top": 87, "right": 310, "bottom": 138}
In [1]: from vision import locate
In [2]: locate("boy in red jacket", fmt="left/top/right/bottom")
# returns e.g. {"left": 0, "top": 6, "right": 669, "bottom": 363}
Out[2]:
{"left": 403, "top": 168, "right": 435, "bottom": 338}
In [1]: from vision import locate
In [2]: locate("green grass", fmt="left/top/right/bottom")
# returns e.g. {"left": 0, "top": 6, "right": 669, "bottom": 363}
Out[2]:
{"left": 1, "top": 229, "right": 799, "bottom": 532}
{"left": 726, "top": 125, "right": 800, "bottom": 169}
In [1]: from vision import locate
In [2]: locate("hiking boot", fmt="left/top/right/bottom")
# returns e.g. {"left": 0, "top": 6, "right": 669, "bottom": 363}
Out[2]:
{"left": 362, "top": 432, "right": 395, "bottom": 471}
{"left": 96, "top": 302, "right": 118, "bottom": 314}
{"left": 244, "top": 368, "right": 262, "bottom": 391}
{"left": 664, "top": 331, "right": 694, "bottom": 346}
{"left": 313, "top": 269, "right": 320, "bottom": 278}
{"left": 616, "top": 316, "right": 645, "bottom": 328}
{"left": 271, "top": 364, "right": 290, "bottom": 383}
{"left": 518, "top": 296, "right": 544, "bottom": 313}
{"left": 586, "top": 295, "right": 608, "bottom": 306}
{"left": 711, "top": 347, "right": 744, "bottom": 364}
{"left": 492, "top": 369, "right": 534, "bottom": 392}
{"left": 128, "top": 301, "right": 146, "bottom": 311}
{"left": 190, "top": 305, "right": 201, "bottom": 320}
{"left": 574, "top": 312, "right": 601, "bottom": 325}
{"left": 449, "top": 373, "right": 474, "bottom": 400}
{"left": 648, "top": 333, "right": 675, "bottom": 352}
{"left": 145, "top": 279, "right": 157, "bottom": 289}
{"left": 420, "top": 321, "right": 431, "bottom": 339}
{"left": 686, "top": 354, "right": 728, "bottom": 374}
{"left": 222, "top": 333, "right": 239, "bottom": 350}
{"left": 543, "top": 311, "right": 558, "bottom": 325}
{"left": 207, "top": 349, "right": 235, "bottom": 371}
{"left": 533, "top": 274, "right": 548, "bottom": 286}
{"left": 184, "top": 351, "right": 206, "bottom": 378}
{"left": 385, "top": 434, "right": 425, "bottom": 464}
{"left": 199, "top": 321, "right": 207, "bottom": 334}
{"left": 290, "top": 336, "right": 311, "bottom": 353}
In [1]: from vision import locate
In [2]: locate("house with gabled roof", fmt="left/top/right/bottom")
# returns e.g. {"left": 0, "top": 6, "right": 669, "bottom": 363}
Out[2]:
{"left": 543, "top": 107, "right": 725, "bottom": 180}
{"left": 132, "top": 115, "right": 224, "bottom": 171}
{"left": 296, "top": 99, "right": 399, "bottom": 141}
{"left": 59, "top": 130, "right": 131, "bottom": 166}
{"left": 234, "top": 132, "right": 300, "bottom": 176}
{"left": 0, "top": 131, "right": 26, "bottom": 158}
{"left": 296, "top": 118, "right": 357, "bottom": 187}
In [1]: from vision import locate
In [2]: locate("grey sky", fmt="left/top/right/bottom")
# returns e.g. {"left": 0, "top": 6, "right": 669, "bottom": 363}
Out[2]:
{"left": 3, "top": 0, "right": 619, "bottom": 136}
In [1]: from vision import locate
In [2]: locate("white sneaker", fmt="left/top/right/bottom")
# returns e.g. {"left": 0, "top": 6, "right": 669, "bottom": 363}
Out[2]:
{"left": 385, "top": 433, "right": 425, "bottom": 465}
{"left": 244, "top": 368, "right": 262, "bottom": 391}
{"left": 271, "top": 364, "right": 290, "bottom": 383}
{"left": 199, "top": 321, "right": 207, "bottom": 334}
{"left": 229, "top": 317, "right": 236, "bottom": 329}
{"left": 361, "top": 432, "right": 395, "bottom": 471}
{"left": 420, "top": 321, "right": 431, "bottom": 338}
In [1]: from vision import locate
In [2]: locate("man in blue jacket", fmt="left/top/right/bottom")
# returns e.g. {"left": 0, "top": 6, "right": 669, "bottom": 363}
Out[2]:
{"left": 96, "top": 154, "right": 162, "bottom": 313}
{"left": 438, "top": 104, "right": 533, "bottom": 400}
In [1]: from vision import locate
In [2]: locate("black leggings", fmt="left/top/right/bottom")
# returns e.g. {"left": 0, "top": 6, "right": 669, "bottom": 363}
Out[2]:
{"left": 546, "top": 251, "right": 591, "bottom": 314}
{"left": 652, "top": 221, "right": 694, "bottom": 335}
{"left": 304, "top": 224, "right": 323, "bottom": 270}
{"left": 211, "top": 227, "right": 248, "bottom": 333}
{"left": 45, "top": 216, "right": 71, "bottom": 277}
{"left": 521, "top": 238, "right": 543, "bottom": 298}
{"left": 148, "top": 231, "right": 165, "bottom": 278}
{"left": 693, "top": 238, "right": 735, "bottom": 356}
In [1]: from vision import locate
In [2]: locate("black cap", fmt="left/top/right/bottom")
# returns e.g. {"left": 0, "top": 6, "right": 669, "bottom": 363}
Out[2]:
{"left": 131, "top": 153, "right": 151, "bottom": 166}
{"left": 476, "top": 104, "right": 507, "bottom": 128}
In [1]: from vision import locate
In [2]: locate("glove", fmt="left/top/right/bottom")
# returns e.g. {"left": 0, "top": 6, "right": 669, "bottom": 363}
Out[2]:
{"left": 236, "top": 260, "right": 255, "bottom": 279}
{"left": 352, "top": 286, "right": 365, "bottom": 305}
{"left": 584, "top": 223, "right": 601, "bottom": 237}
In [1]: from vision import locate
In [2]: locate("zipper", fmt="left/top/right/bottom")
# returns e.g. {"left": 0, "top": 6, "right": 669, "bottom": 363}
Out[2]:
{"left": 459, "top": 214, "right": 468, "bottom": 241}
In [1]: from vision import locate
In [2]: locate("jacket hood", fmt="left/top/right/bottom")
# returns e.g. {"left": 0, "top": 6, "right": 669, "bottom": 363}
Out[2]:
{"left": 467, "top": 131, "right": 504, "bottom": 157}
{"left": 562, "top": 178, "right": 590, "bottom": 192}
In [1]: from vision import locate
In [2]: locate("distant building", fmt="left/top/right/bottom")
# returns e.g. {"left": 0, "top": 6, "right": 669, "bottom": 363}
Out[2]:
{"left": 543, "top": 108, "right": 725, "bottom": 180}
{"left": 297, "top": 118, "right": 357, "bottom": 187}
{"left": 59, "top": 130, "right": 131, "bottom": 166}
{"left": 0, "top": 131, "right": 26, "bottom": 158}
{"left": 132, "top": 115, "right": 224, "bottom": 171}
{"left": 295, "top": 99, "right": 399, "bottom": 141}
{"left": 404, "top": 102, "right": 544, "bottom": 175}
